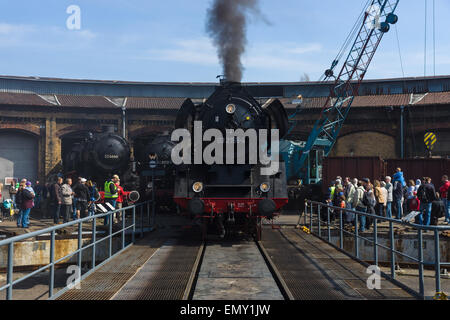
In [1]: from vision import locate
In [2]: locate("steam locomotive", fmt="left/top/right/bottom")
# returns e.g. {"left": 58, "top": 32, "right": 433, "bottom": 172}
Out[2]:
{"left": 135, "top": 134, "right": 177, "bottom": 211}
{"left": 173, "top": 81, "right": 290, "bottom": 239}
{"left": 63, "top": 127, "right": 140, "bottom": 203}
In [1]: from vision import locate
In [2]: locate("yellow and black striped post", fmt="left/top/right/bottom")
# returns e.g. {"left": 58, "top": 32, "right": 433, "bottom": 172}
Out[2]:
{"left": 424, "top": 132, "right": 437, "bottom": 150}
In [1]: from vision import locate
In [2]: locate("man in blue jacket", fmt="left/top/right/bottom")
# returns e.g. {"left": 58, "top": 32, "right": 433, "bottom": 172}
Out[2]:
{"left": 393, "top": 168, "right": 406, "bottom": 219}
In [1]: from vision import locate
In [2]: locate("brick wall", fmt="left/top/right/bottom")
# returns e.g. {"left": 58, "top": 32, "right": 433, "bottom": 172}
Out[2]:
{"left": 331, "top": 131, "right": 396, "bottom": 159}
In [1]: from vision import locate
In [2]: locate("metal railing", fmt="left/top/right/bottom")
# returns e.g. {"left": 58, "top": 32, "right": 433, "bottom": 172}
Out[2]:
{"left": 303, "top": 200, "right": 450, "bottom": 300}
{"left": 0, "top": 200, "right": 153, "bottom": 300}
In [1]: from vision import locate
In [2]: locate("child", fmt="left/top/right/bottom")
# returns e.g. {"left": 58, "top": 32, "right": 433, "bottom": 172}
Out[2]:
{"left": 339, "top": 195, "right": 346, "bottom": 209}
{"left": 410, "top": 194, "right": 421, "bottom": 224}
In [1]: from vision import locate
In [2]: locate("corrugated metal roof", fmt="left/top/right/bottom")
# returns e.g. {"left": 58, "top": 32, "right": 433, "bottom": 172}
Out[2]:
{"left": 281, "top": 93, "right": 450, "bottom": 110}
{"left": 1, "top": 74, "right": 449, "bottom": 86}
{"left": 125, "top": 97, "right": 186, "bottom": 109}
{"left": 1, "top": 74, "right": 450, "bottom": 98}
{"left": 55, "top": 95, "right": 116, "bottom": 108}
{"left": 0, "top": 91, "right": 448, "bottom": 110}
{"left": 281, "top": 95, "right": 410, "bottom": 109}
{"left": 352, "top": 94, "right": 410, "bottom": 107}
{"left": 280, "top": 97, "right": 326, "bottom": 109}
{"left": 0, "top": 92, "right": 52, "bottom": 106}
{"left": 415, "top": 92, "right": 450, "bottom": 105}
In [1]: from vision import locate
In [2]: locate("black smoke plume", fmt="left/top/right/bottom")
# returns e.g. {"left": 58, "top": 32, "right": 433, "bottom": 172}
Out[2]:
{"left": 206, "top": 0, "right": 261, "bottom": 82}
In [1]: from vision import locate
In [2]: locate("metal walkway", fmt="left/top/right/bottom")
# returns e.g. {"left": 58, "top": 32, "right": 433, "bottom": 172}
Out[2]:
{"left": 112, "top": 239, "right": 201, "bottom": 300}
{"left": 56, "top": 226, "right": 417, "bottom": 300}
{"left": 57, "top": 234, "right": 165, "bottom": 300}
{"left": 262, "top": 228, "right": 416, "bottom": 300}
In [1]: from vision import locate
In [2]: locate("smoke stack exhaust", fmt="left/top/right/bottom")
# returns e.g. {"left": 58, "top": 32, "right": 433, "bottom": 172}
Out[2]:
{"left": 206, "top": 0, "right": 261, "bottom": 82}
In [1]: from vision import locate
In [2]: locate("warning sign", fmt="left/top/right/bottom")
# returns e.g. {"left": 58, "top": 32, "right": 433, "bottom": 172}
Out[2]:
{"left": 424, "top": 132, "right": 437, "bottom": 150}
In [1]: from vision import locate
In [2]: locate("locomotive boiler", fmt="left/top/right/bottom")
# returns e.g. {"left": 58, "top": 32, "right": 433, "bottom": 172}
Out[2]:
{"left": 173, "top": 81, "right": 290, "bottom": 239}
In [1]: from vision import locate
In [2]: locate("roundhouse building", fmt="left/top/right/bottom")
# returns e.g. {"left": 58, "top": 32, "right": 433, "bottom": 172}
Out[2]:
{"left": 0, "top": 75, "right": 449, "bottom": 184}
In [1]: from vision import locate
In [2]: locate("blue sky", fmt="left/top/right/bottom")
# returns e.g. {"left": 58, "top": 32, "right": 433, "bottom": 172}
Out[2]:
{"left": 0, "top": 0, "right": 449, "bottom": 82}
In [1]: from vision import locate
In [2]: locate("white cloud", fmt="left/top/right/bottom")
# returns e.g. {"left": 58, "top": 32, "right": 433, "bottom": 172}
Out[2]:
{"left": 143, "top": 37, "right": 324, "bottom": 72}
{"left": 0, "top": 23, "right": 97, "bottom": 49}
{"left": 145, "top": 37, "right": 218, "bottom": 65}
{"left": 0, "top": 23, "right": 37, "bottom": 35}
{"left": 285, "top": 43, "right": 323, "bottom": 54}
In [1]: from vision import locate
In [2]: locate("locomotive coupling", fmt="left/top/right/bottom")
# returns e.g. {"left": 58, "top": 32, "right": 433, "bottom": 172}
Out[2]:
{"left": 258, "top": 199, "right": 276, "bottom": 219}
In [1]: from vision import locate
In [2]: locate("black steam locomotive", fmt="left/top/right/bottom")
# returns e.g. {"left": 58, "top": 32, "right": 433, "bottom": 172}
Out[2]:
{"left": 173, "top": 81, "right": 290, "bottom": 239}
{"left": 135, "top": 134, "right": 177, "bottom": 211}
{"left": 63, "top": 127, "right": 140, "bottom": 198}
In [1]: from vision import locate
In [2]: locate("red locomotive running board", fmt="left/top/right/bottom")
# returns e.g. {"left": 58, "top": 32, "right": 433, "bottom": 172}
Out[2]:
{"left": 174, "top": 197, "right": 288, "bottom": 214}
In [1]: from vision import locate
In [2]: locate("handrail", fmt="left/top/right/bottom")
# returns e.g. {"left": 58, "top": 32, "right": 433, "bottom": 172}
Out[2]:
{"left": 0, "top": 202, "right": 145, "bottom": 246}
{"left": 307, "top": 200, "right": 450, "bottom": 231}
{"left": 0, "top": 200, "right": 153, "bottom": 300}
{"left": 304, "top": 200, "right": 449, "bottom": 300}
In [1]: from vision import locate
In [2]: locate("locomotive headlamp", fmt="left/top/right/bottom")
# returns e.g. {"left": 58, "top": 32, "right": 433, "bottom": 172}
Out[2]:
{"left": 259, "top": 182, "right": 271, "bottom": 193}
{"left": 192, "top": 182, "right": 204, "bottom": 193}
{"left": 226, "top": 104, "right": 236, "bottom": 114}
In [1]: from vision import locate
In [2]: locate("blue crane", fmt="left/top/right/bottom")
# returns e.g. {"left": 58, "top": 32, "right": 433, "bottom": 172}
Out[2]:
{"left": 282, "top": 0, "right": 400, "bottom": 185}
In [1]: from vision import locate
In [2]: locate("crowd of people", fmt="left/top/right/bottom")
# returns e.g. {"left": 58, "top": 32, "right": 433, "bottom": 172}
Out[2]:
{"left": 326, "top": 168, "right": 450, "bottom": 231}
{"left": 47, "top": 174, "right": 125, "bottom": 226}
{"left": 0, "top": 178, "right": 38, "bottom": 228}
{"left": 0, "top": 174, "right": 126, "bottom": 229}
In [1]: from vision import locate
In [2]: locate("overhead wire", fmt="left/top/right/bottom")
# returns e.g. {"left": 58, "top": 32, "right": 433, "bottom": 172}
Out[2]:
{"left": 424, "top": 0, "right": 427, "bottom": 77}
{"left": 394, "top": 25, "right": 405, "bottom": 78}
{"left": 433, "top": 0, "right": 436, "bottom": 77}
{"left": 394, "top": 21, "right": 417, "bottom": 157}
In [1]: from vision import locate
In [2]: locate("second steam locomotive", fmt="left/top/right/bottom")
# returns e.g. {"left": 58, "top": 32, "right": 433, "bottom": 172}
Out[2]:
{"left": 63, "top": 126, "right": 140, "bottom": 203}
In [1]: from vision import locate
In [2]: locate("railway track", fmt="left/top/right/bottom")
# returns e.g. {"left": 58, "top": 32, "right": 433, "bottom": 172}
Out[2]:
{"left": 59, "top": 225, "right": 417, "bottom": 300}
{"left": 186, "top": 238, "right": 292, "bottom": 300}
{"left": 110, "top": 230, "right": 291, "bottom": 300}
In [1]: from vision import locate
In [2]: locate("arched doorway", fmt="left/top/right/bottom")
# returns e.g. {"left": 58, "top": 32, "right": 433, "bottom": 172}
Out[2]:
{"left": 0, "top": 130, "right": 39, "bottom": 185}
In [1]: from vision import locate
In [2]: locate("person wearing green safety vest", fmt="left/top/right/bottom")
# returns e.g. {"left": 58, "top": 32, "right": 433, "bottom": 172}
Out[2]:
{"left": 104, "top": 174, "right": 119, "bottom": 225}
{"left": 328, "top": 183, "right": 336, "bottom": 205}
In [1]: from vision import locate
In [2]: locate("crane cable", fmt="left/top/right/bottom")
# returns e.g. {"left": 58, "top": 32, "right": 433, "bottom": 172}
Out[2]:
{"left": 319, "top": 0, "right": 372, "bottom": 82}
{"left": 290, "top": 0, "right": 375, "bottom": 133}
{"left": 423, "top": 0, "right": 438, "bottom": 155}
{"left": 394, "top": 22, "right": 417, "bottom": 157}
{"left": 432, "top": 0, "right": 437, "bottom": 140}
